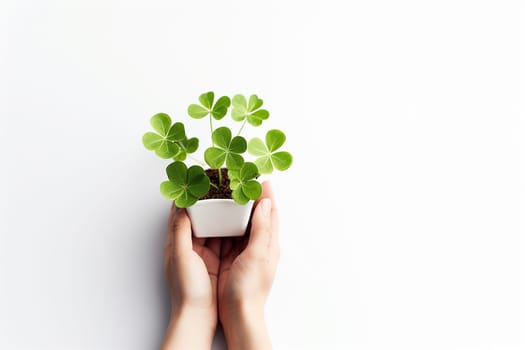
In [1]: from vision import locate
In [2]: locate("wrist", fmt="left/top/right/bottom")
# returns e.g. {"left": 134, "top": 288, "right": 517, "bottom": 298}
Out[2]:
{"left": 221, "top": 300, "right": 264, "bottom": 329}
{"left": 162, "top": 305, "right": 216, "bottom": 350}
{"left": 173, "top": 303, "right": 217, "bottom": 326}
{"left": 221, "top": 302, "right": 271, "bottom": 350}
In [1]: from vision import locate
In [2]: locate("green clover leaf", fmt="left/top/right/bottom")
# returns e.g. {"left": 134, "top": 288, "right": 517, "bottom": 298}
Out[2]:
{"left": 204, "top": 127, "right": 247, "bottom": 169}
{"left": 160, "top": 161, "right": 210, "bottom": 208}
{"left": 187, "top": 91, "right": 231, "bottom": 120}
{"left": 142, "top": 113, "right": 199, "bottom": 160}
{"left": 231, "top": 94, "right": 269, "bottom": 126}
{"left": 171, "top": 125, "right": 199, "bottom": 161}
{"left": 248, "top": 129, "right": 293, "bottom": 174}
{"left": 143, "top": 113, "right": 190, "bottom": 159}
{"left": 228, "top": 162, "right": 262, "bottom": 205}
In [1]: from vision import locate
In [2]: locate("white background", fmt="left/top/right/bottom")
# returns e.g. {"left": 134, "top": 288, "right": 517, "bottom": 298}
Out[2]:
{"left": 2, "top": 1, "right": 524, "bottom": 349}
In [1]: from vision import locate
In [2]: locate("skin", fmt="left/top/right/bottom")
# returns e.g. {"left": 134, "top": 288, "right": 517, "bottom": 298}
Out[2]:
{"left": 162, "top": 182, "right": 279, "bottom": 350}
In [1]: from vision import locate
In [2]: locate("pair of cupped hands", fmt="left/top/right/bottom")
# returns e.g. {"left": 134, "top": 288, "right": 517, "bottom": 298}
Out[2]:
{"left": 162, "top": 182, "right": 279, "bottom": 350}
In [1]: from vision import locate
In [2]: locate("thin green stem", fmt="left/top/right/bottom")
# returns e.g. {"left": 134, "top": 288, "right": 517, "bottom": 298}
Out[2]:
{"left": 209, "top": 114, "right": 214, "bottom": 146}
{"left": 209, "top": 182, "right": 219, "bottom": 190}
{"left": 188, "top": 155, "right": 206, "bottom": 167}
{"left": 218, "top": 168, "right": 223, "bottom": 186}
{"left": 237, "top": 119, "right": 247, "bottom": 136}
{"left": 178, "top": 142, "right": 206, "bottom": 167}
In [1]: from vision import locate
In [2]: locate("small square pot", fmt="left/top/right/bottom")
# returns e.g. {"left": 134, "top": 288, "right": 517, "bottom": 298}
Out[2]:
{"left": 186, "top": 199, "right": 254, "bottom": 238}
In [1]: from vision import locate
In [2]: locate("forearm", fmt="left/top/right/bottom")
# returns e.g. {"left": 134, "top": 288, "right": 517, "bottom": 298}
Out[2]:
{"left": 222, "top": 303, "right": 272, "bottom": 350}
{"left": 162, "top": 307, "right": 216, "bottom": 350}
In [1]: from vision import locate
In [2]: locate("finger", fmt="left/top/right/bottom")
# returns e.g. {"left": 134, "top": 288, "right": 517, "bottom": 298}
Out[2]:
{"left": 172, "top": 209, "right": 192, "bottom": 255}
{"left": 192, "top": 243, "right": 220, "bottom": 277}
{"left": 219, "top": 239, "right": 244, "bottom": 273}
{"left": 206, "top": 238, "right": 221, "bottom": 258}
{"left": 219, "top": 250, "right": 234, "bottom": 273}
{"left": 262, "top": 182, "right": 280, "bottom": 252}
{"left": 270, "top": 205, "right": 280, "bottom": 259}
{"left": 221, "top": 238, "right": 233, "bottom": 258}
{"left": 254, "top": 181, "right": 279, "bottom": 246}
{"left": 165, "top": 202, "right": 178, "bottom": 253}
{"left": 168, "top": 201, "right": 178, "bottom": 232}
{"left": 255, "top": 181, "right": 276, "bottom": 207}
{"left": 270, "top": 194, "right": 280, "bottom": 248}
{"left": 246, "top": 198, "right": 273, "bottom": 252}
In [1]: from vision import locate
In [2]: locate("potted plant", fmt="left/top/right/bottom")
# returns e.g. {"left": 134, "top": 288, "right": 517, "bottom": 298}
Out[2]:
{"left": 142, "top": 91, "right": 293, "bottom": 237}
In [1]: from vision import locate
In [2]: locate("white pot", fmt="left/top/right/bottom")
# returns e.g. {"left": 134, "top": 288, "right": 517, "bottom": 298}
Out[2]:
{"left": 186, "top": 199, "right": 254, "bottom": 238}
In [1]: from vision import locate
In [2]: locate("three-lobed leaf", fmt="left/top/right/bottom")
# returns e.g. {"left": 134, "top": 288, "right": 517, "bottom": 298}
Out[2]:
{"left": 229, "top": 162, "right": 262, "bottom": 205}
{"left": 142, "top": 113, "right": 180, "bottom": 158}
{"left": 172, "top": 136, "right": 199, "bottom": 161}
{"left": 188, "top": 91, "right": 231, "bottom": 120}
{"left": 231, "top": 94, "right": 269, "bottom": 126}
{"left": 160, "top": 161, "right": 210, "bottom": 208}
{"left": 204, "top": 127, "right": 247, "bottom": 169}
{"left": 183, "top": 137, "right": 199, "bottom": 153}
{"left": 142, "top": 113, "right": 199, "bottom": 160}
{"left": 248, "top": 129, "right": 293, "bottom": 174}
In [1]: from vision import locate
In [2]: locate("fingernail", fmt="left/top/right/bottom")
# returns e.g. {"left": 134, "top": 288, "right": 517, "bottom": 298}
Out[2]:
{"left": 260, "top": 198, "right": 271, "bottom": 217}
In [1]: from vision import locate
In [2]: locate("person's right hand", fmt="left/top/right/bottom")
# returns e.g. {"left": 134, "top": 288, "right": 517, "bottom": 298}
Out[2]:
{"left": 218, "top": 182, "right": 280, "bottom": 350}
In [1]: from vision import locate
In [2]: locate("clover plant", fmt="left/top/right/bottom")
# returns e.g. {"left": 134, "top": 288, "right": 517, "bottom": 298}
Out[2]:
{"left": 142, "top": 92, "right": 293, "bottom": 208}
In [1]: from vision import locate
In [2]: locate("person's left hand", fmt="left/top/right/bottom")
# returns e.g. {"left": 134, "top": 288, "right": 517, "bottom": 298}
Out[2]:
{"left": 162, "top": 204, "right": 221, "bottom": 350}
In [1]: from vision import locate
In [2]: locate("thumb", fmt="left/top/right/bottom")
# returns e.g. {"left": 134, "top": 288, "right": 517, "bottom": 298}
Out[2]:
{"left": 246, "top": 198, "right": 273, "bottom": 253}
{"left": 171, "top": 208, "right": 192, "bottom": 255}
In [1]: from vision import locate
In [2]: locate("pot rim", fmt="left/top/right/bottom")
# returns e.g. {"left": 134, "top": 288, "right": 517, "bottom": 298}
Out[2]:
{"left": 192, "top": 198, "right": 254, "bottom": 206}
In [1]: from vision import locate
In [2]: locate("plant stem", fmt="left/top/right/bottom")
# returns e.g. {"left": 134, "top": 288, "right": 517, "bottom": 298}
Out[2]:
{"left": 218, "top": 168, "right": 223, "bottom": 186}
{"left": 237, "top": 119, "right": 247, "bottom": 136}
{"left": 209, "top": 182, "right": 219, "bottom": 190}
{"left": 188, "top": 155, "right": 206, "bottom": 167}
{"left": 209, "top": 115, "right": 214, "bottom": 146}
{"left": 177, "top": 142, "right": 206, "bottom": 167}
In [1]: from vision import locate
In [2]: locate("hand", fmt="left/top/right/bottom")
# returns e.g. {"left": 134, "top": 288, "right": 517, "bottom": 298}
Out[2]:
{"left": 218, "top": 182, "right": 280, "bottom": 350}
{"left": 161, "top": 204, "right": 221, "bottom": 350}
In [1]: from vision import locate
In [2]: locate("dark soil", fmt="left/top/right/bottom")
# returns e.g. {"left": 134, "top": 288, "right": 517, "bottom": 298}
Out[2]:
{"left": 201, "top": 168, "right": 232, "bottom": 200}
